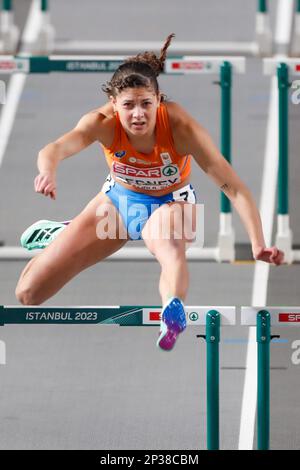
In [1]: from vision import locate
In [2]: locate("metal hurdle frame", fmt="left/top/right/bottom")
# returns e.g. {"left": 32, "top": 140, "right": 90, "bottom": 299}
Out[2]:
{"left": 1, "top": 304, "right": 299, "bottom": 449}
{"left": 0, "top": 304, "right": 236, "bottom": 450}
{"left": 199, "top": 307, "right": 299, "bottom": 450}
{"left": 241, "top": 306, "right": 300, "bottom": 450}
{"left": 0, "top": 55, "right": 246, "bottom": 262}
{"left": 264, "top": 58, "right": 300, "bottom": 264}
{"left": 1, "top": 0, "right": 273, "bottom": 56}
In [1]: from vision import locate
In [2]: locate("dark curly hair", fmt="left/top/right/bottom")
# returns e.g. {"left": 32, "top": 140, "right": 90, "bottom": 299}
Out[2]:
{"left": 101, "top": 33, "right": 175, "bottom": 99}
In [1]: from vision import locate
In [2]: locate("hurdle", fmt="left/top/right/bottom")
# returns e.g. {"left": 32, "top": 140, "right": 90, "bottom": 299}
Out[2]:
{"left": 263, "top": 58, "right": 300, "bottom": 264}
{"left": 1, "top": 305, "right": 298, "bottom": 449}
{"left": 48, "top": 0, "right": 272, "bottom": 57}
{"left": 241, "top": 307, "right": 300, "bottom": 450}
{"left": 43, "top": 1, "right": 272, "bottom": 57}
{"left": 0, "top": 0, "right": 54, "bottom": 54}
{"left": 0, "top": 55, "right": 246, "bottom": 262}
{"left": 0, "top": 1, "right": 272, "bottom": 57}
{"left": 0, "top": 304, "right": 236, "bottom": 450}
{"left": 256, "top": 0, "right": 272, "bottom": 56}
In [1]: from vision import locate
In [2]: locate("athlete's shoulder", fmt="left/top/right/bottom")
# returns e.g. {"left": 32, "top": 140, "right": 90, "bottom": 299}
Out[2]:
{"left": 163, "top": 101, "right": 193, "bottom": 128}
{"left": 77, "top": 103, "right": 115, "bottom": 145}
{"left": 81, "top": 102, "right": 114, "bottom": 125}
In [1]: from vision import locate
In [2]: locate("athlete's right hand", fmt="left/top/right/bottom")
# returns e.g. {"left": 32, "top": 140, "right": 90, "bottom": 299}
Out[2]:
{"left": 34, "top": 172, "right": 57, "bottom": 200}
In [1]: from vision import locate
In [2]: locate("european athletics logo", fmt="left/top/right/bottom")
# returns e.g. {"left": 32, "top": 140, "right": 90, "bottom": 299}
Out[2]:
{"left": 114, "top": 151, "right": 126, "bottom": 158}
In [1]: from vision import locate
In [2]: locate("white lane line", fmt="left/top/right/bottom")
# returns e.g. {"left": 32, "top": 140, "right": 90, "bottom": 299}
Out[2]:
{"left": 238, "top": 0, "right": 294, "bottom": 450}
{"left": 238, "top": 78, "right": 277, "bottom": 450}
{"left": 0, "top": 0, "right": 41, "bottom": 169}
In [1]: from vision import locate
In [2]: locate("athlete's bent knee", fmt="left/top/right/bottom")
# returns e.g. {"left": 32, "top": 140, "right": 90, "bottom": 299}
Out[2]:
{"left": 15, "top": 285, "right": 41, "bottom": 306}
{"left": 150, "top": 238, "right": 186, "bottom": 262}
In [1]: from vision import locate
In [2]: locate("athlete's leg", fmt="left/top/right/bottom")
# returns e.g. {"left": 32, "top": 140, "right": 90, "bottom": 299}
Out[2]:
{"left": 15, "top": 192, "right": 128, "bottom": 305}
{"left": 142, "top": 201, "right": 196, "bottom": 350}
{"left": 157, "top": 249, "right": 188, "bottom": 306}
{"left": 142, "top": 201, "right": 195, "bottom": 305}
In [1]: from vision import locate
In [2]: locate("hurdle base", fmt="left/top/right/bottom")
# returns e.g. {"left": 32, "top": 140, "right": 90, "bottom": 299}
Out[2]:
{"left": 276, "top": 214, "right": 294, "bottom": 264}
{"left": 291, "top": 14, "right": 300, "bottom": 56}
{"left": 255, "top": 12, "right": 273, "bottom": 56}
{"left": 291, "top": 249, "right": 300, "bottom": 263}
{"left": 28, "top": 12, "right": 55, "bottom": 55}
{"left": 217, "top": 213, "right": 235, "bottom": 262}
{"left": 275, "top": 233, "right": 294, "bottom": 265}
{"left": 0, "top": 12, "right": 19, "bottom": 54}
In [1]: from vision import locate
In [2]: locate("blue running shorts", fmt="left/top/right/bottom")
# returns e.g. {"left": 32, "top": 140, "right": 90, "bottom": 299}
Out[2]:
{"left": 101, "top": 175, "right": 197, "bottom": 240}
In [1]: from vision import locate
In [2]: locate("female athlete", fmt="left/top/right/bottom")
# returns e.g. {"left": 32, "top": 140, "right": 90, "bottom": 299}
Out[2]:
{"left": 15, "top": 34, "right": 284, "bottom": 351}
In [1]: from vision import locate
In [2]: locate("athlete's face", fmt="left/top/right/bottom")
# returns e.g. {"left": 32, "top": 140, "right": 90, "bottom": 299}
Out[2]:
{"left": 111, "top": 87, "right": 160, "bottom": 137}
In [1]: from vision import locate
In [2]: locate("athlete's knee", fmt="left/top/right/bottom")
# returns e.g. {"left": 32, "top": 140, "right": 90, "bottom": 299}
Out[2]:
{"left": 150, "top": 238, "right": 186, "bottom": 263}
{"left": 15, "top": 284, "right": 41, "bottom": 305}
{"left": 15, "top": 276, "right": 43, "bottom": 305}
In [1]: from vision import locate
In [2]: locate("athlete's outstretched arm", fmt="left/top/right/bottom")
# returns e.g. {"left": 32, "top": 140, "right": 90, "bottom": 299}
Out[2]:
{"left": 35, "top": 109, "right": 111, "bottom": 200}
{"left": 169, "top": 103, "right": 284, "bottom": 265}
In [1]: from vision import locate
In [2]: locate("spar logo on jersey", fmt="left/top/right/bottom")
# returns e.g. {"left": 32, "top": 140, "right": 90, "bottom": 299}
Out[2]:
{"left": 111, "top": 161, "right": 181, "bottom": 189}
{"left": 114, "top": 151, "right": 126, "bottom": 158}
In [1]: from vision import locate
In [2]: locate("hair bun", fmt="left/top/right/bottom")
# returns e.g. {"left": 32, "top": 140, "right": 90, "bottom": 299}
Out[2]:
{"left": 125, "top": 33, "right": 175, "bottom": 76}
{"left": 101, "top": 34, "right": 175, "bottom": 97}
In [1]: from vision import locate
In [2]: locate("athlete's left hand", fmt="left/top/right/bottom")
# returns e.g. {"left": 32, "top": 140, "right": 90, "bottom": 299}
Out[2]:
{"left": 253, "top": 246, "right": 285, "bottom": 265}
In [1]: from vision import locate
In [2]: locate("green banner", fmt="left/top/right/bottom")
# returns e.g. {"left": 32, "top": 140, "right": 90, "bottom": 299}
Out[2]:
{"left": 0, "top": 305, "right": 161, "bottom": 326}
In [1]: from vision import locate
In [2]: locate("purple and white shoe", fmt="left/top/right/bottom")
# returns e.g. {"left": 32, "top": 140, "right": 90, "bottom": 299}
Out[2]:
{"left": 157, "top": 297, "right": 187, "bottom": 351}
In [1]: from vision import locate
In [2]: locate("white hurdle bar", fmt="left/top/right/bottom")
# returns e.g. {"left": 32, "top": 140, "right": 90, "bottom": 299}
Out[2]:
{"left": 52, "top": 40, "right": 258, "bottom": 58}
{"left": 0, "top": 246, "right": 220, "bottom": 261}
{"left": 0, "top": 305, "right": 237, "bottom": 326}
{"left": 241, "top": 306, "right": 300, "bottom": 326}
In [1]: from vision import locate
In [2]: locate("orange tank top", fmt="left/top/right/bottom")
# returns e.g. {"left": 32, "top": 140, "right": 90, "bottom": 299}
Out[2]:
{"left": 100, "top": 103, "right": 191, "bottom": 193}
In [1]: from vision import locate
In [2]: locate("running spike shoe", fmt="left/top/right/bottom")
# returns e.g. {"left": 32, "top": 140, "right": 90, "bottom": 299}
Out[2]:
{"left": 20, "top": 219, "right": 70, "bottom": 250}
{"left": 157, "top": 297, "right": 187, "bottom": 351}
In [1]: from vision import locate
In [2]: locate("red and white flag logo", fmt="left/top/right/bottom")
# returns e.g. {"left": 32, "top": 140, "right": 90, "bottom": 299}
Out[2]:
{"left": 279, "top": 313, "right": 300, "bottom": 323}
